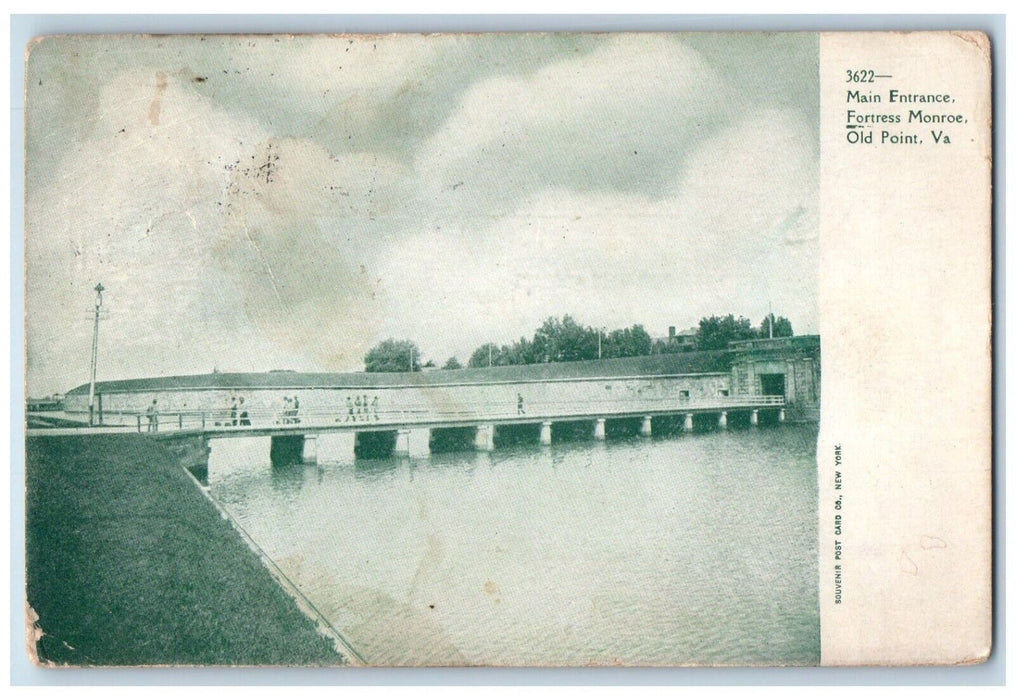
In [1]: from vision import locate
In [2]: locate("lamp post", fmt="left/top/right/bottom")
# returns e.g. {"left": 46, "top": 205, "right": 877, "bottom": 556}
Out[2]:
{"left": 88, "top": 282, "right": 104, "bottom": 426}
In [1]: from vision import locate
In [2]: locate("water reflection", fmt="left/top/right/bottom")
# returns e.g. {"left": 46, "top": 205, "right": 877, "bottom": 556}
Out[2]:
{"left": 352, "top": 457, "right": 400, "bottom": 482}
{"left": 210, "top": 424, "right": 819, "bottom": 666}
{"left": 269, "top": 461, "right": 306, "bottom": 494}
{"left": 410, "top": 450, "right": 484, "bottom": 477}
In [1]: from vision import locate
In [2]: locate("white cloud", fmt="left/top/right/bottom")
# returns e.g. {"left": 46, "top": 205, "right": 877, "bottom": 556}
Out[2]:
{"left": 25, "top": 35, "right": 818, "bottom": 394}
{"left": 415, "top": 35, "right": 727, "bottom": 212}
{"left": 26, "top": 68, "right": 402, "bottom": 393}
{"left": 379, "top": 109, "right": 817, "bottom": 365}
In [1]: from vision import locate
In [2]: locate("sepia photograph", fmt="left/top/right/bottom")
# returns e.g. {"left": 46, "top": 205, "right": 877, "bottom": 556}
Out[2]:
{"left": 24, "top": 31, "right": 828, "bottom": 667}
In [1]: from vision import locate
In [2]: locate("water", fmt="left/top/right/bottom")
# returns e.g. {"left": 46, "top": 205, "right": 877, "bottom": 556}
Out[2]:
{"left": 209, "top": 424, "right": 819, "bottom": 666}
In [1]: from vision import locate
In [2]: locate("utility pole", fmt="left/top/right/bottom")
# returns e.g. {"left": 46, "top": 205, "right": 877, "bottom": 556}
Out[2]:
{"left": 488, "top": 343, "right": 492, "bottom": 367}
{"left": 88, "top": 282, "right": 105, "bottom": 426}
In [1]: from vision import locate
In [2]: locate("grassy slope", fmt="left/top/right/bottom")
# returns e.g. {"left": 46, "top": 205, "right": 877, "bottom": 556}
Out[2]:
{"left": 25, "top": 434, "right": 346, "bottom": 666}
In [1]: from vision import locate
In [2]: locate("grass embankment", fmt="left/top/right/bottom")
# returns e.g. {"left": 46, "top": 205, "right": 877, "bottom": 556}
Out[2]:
{"left": 26, "top": 434, "right": 346, "bottom": 666}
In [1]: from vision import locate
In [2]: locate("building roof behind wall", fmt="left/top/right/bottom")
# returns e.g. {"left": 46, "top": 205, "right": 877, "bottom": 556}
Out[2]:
{"left": 66, "top": 350, "right": 736, "bottom": 395}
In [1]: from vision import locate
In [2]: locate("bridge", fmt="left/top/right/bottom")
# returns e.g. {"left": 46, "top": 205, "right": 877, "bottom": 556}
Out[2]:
{"left": 99, "top": 393, "right": 786, "bottom": 458}
{"left": 122, "top": 393, "right": 787, "bottom": 435}
{"left": 44, "top": 337, "right": 818, "bottom": 465}
{"left": 41, "top": 392, "right": 786, "bottom": 467}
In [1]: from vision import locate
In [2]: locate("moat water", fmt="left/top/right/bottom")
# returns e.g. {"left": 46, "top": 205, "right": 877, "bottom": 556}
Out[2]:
{"left": 208, "top": 423, "right": 819, "bottom": 666}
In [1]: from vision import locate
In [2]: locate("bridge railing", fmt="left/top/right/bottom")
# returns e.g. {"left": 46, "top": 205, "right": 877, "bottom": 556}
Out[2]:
{"left": 108, "top": 394, "right": 785, "bottom": 434}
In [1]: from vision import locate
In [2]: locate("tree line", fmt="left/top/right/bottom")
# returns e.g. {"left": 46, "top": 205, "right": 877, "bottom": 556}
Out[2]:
{"left": 363, "top": 313, "right": 793, "bottom": 372}
{"left": 694, "top": 313, "right": 793, "bottom": 351}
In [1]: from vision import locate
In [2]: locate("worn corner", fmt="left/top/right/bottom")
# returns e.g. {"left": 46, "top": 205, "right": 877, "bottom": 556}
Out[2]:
{"left": 950, "top": 30, "right": 992, "bottom": 63}
{"left": 25, "top": 602, "right": 51, "bottom": 668}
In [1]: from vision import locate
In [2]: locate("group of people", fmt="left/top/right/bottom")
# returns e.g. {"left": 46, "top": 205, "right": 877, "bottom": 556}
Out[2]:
{"left": 145, "top": 391, "right": 526, "bottom": 432}
{"left": 344, "top": 394, "right": 380, "bottom": 423}
{"left": 142, "top": 394, "right": 301, "bottom": 431}
{"left": 280, "top": 395, "right": 301, "bottom": 425}
{"left": 229, "top": 396, "right": 251, "bottom": 426}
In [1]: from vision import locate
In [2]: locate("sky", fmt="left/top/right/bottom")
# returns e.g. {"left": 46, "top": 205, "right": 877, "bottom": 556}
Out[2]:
{"left": 25, "top": 33, "right": 818, "bottom": 396}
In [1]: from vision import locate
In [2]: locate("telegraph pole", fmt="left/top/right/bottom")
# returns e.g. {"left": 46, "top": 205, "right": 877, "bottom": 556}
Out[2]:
{"left": 88, "top": 282, "right": 105, "bottom": 426}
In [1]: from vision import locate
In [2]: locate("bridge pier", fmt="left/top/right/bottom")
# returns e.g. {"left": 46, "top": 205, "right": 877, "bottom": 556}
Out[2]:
{"left": 593, "top": 418, "right": 606, "bottom": 441}
{"left": 474, "top": 424, "right": 495, "bottom": 451}
{"left": 315, "top": 432, "right": 356, "bottom": 463}
{"left": 161, "top": 434, "right": 211, "bottom": 472}
{"left": 718, "top": 411, "right": 728, "bottom": 429}
{"left": 395, "top": 428, "right": 431, "bottom": 458}
{"left": 395, "top": 430, "right": 409, "bottom": 456}
{"left": 750, "top": 409, "right": 759, "bottom": 426}
{"left": 302, "top": 435, "right": 318, "bottom": 464}
{"left": 540, "top": 421, "right": 553, "bottom": 446}
{"left": 683, "top": 413, "right": 694, "bottom": 432}
{"left": 639, "top": 415, "right": 652, "bottom": 437}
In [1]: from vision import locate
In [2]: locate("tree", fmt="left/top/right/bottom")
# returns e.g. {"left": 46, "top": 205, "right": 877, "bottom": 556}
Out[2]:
{"left": 443, "top": 356, "right": 462, "bottom": 370}
{"left": 530, "top": 318, "right": 557, "bottom": 363}
{"left": 364, "top": 338, "right": 421, "bottom": 372}
{"left": 697, "top": 315, "right": 757, "bottom": 351}
{"left": 505, "top": 336, "right": 539, "bottom": 365}
{"left": 758, "top": 315, "right": 794, "bottom": 339}
{"left": 627, "top": 325, "right": 654, "bottom": 357}
{"left": 468, "top": 342, "right": 502, "bottom": 368}
{"left": 602, "top": 324, "right": 653, "bottom": 359}
{"left": 533, "top": 315, "right": 599, "bottom": 362}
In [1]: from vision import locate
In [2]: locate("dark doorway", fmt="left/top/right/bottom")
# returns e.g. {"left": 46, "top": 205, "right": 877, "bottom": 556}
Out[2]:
{"left": 354, "top": 431, "right": 397, "bottom": 459}
{"left": 552, "top": 420, "right": 596, "bottom": 443}
{"left": 430, "top": 427, "right": 477, "bottom": 453}
{"left": 270, "top": 435, "right": 305, "bottom": 467}
{"left": 493, "top": 423, "right": 541, "bottom": 448}
{"left": 759, "top": 373, "right": 786, "bottom": 396}
{"left": 605, "top": 416, "right": 643, "bottom": 438}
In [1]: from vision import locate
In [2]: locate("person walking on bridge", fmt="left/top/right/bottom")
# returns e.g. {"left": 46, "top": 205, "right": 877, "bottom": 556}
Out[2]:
{"left": 517, "top": 393, "right": 525, "bottom": 416}
{"left": 146, "top": 399, "right": 159, "bottom": 433}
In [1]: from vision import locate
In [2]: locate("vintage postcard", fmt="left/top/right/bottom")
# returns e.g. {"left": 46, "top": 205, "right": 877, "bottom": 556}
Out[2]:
{"left": 22, "top": 31, "right": 991, "bottom": 667}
